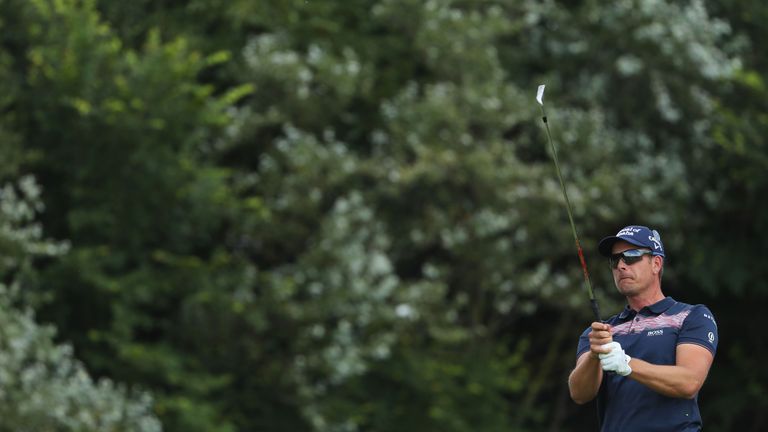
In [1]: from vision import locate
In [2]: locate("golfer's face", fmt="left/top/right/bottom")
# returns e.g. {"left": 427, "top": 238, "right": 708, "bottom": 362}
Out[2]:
{"left": 611, "top": 240, "right": 654, "bottom": 296}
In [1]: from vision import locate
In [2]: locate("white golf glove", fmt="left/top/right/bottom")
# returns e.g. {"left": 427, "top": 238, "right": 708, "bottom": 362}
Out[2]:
{"left": 599, "top": 341, "right": 632, "bottom": 376}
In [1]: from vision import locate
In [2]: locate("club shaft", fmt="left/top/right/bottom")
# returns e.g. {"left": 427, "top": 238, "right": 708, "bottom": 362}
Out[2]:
{"left": 540, "top": 106, "right": 601, "bottom": 322}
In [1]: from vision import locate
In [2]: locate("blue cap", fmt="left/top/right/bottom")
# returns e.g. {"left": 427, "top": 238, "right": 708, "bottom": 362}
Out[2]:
{"left": 598, "top": 225, "right": 665, "bottom": 257}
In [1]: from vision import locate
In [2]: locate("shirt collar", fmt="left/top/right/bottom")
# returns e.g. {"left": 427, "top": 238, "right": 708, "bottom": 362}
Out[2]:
{"left": 618, "top": 296, "right": 675, "bottom": 319}
{"left": 645, "top": 296, "right": 675, "bottom": 314}
{"left": 618, "top": 306, "right": 634, "bottom": 320}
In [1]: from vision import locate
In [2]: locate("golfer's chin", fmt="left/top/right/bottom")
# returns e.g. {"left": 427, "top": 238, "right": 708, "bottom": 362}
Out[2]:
{"left": 616, "top": 281, "right": 639, "bottom": 297}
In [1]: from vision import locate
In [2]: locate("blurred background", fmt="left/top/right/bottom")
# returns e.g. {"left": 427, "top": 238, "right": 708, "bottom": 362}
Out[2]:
{"left": 0, "top": 0, "right": 765, "bottom": 430}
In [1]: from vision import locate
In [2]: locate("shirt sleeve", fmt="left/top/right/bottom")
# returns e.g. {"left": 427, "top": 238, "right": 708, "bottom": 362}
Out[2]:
{"left": 576, "top": 326, "right": 592, "bottom": 359}
{"left": 677, "top": 304, "right": 718, "bottom": 356}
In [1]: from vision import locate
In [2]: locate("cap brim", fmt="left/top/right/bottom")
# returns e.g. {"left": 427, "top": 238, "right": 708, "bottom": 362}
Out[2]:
{"left": 598, "top": 236, "right": 648, "bottom": 257}
{"left": 598, "top": 236, "right": 618, "bottom": 257}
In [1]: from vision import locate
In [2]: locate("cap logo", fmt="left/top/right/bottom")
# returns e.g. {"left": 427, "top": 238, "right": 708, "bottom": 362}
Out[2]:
{"left": 649, "top": 235, "right": 662, "bottom": 250}
{"left": 616, "top": 227, "right": 642, "bottom": 237}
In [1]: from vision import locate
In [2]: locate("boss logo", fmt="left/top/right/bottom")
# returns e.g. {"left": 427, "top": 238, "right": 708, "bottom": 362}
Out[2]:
{"left": 647, "top": 329, "right": 664, "bottom": 337}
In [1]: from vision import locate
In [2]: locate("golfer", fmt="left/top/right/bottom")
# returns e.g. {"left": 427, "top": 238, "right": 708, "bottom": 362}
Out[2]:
{"left": 568, "top": 225, "right": 718, "bottom": 431}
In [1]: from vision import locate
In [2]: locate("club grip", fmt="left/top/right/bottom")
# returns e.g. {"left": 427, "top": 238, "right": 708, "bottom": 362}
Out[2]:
{"left": 590, "top": 299, "right": 601, "bottom": 322}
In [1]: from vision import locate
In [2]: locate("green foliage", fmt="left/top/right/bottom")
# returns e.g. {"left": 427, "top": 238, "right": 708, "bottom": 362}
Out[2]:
{"left": 0, "top": 177, "right": 160, "bottom": 431}
{"left": 2, "top": 0, "right": 244, "bottom": 429}
{"left": 1, "top": 0, "right": 765, "bottom": 430}
{"left": 0, "top": 290, "right": 161, "bottom": 432}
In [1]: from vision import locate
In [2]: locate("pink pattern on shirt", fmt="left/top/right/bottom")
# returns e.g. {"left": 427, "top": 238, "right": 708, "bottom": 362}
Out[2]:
{"left": 611, "top": 309, "right": 691, "bottom": 336}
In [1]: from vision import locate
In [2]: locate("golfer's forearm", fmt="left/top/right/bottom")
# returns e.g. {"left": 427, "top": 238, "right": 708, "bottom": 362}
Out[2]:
{"left": 628, "top": 358, "right": 703, "bottom": 399}
{"left": 568, "top": 354, "right": 602, "bottom": 404}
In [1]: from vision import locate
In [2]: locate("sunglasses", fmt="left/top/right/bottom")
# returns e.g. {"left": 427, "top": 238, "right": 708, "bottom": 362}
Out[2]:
{"left": 609, "top": 248, "right": 653, "bottom": 269}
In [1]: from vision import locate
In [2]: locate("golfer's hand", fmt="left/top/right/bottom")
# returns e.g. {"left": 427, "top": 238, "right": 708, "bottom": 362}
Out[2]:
{"left": 599, "top": 341, "right": 632, "bottom": 376}
{"left": 588, "top": 322, "right": 613, "bottom": 359}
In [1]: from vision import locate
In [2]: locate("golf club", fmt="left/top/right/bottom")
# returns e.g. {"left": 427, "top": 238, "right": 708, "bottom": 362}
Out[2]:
{"left": 536, "top": 84, "right": 601, "bottom": 322}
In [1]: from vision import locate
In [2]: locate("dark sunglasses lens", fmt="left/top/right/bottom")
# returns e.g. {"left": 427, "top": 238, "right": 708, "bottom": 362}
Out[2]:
{"left": 622, "top": 255, "right": 643, "bottom": 265}
{"left": 610, "top": 250, "right": 649, "bottom": 268}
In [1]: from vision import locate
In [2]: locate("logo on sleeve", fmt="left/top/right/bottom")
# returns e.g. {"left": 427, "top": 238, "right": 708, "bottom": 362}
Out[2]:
{"left": 703, "top": 313, "right": 716, "bottom": 324}
{"left": 708, "top": 332, "right": 715, "bottom": 344}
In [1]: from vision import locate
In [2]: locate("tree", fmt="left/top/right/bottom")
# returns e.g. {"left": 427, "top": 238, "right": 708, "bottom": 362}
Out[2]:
{"left": 0, "top": 176, "right": 161, "bottom": 431}
{"left": 2, "top": 0, "right": 249, "bottom": 429}
{"left": 4, "top": 0, "right": 759, "bottom": 430}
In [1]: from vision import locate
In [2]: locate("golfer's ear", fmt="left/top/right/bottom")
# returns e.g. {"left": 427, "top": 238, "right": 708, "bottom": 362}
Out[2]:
{"left": 652, "top": 255, "right": 663, "bottom": 274}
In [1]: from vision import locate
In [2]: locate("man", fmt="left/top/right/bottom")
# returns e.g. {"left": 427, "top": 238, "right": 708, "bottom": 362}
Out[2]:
{"left": 568, "top": 225, "right": 718, "bottom": 431}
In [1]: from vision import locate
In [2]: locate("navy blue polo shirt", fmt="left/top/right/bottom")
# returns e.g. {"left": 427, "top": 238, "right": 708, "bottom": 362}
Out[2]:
{"left": 576, "top": 297, "right": 718, "bottom": 432}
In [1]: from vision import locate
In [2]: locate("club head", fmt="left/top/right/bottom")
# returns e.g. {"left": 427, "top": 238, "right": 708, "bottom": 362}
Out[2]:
{"left": 536, "top": 84, "right": 546, "bottom": 105}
